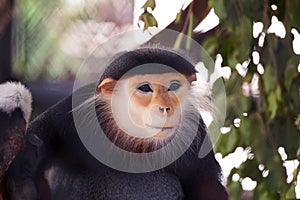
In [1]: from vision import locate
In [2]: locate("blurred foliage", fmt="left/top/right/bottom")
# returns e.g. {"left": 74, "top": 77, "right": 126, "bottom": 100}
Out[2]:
{"left": 204, "top": 0, "right": 300, "bottom": 199}
{"left": 12, "top": 0, "right": 133, "bottom": 81}
{"left": 11, "top": 0, "right": 134, "bottom": 115}
{"left": 13, "top": 0, "right": 82, "bottom": 81}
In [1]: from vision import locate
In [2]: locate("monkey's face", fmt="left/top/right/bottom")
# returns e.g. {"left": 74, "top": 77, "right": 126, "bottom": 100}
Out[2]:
{"left": 99, "top": 72, "right": 193, "bottom": 140}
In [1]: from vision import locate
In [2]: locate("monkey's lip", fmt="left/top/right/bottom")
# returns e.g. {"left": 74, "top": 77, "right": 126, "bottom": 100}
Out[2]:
{"left": 146, "top": 125, "right": 175, "bottom": 130}
{"left": 146, "top": 125, "right": 175, "bottom": 139}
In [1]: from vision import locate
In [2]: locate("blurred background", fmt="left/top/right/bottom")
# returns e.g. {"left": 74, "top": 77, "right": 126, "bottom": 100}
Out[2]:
{"left": 0, "top": 0, "right": 299, "bottom": 199}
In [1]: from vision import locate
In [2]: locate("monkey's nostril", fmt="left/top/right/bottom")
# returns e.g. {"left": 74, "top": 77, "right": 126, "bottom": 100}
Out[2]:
{"left": 159, "top": 107, "right": 164, "bottom": 113}
{"left": 159, "top": 107, "right": 171, "bottom": 113}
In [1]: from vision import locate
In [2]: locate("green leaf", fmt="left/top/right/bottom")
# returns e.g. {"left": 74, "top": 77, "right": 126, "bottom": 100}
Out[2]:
{"left": 215, "top": 127, "right": 239, "bottom": 156}
{"left": 286, "top": 184, "right": 296, "bottom": 199}
{"left": 295, "top": 115, "right": 300, "bottom": 128}
{"left": 275, "top": 85, "right": 282, "bottom": 103}
{"left": 225, "top": 91, "right": 253, "bottom": 123}
{"left": 174, "top": 10, "right": 183, "bottom": 24}
{"left": 253, "top": 180, "right": 282, "bottom": 199}
{"left": 210, "top": 0, "right": 227, "bottom": 20}
{"left": 265, "top": 171, "right": 283, "bottom": 192}
{"left": 239, "top": 114, "right": 261, "bottom": 146}
{"left": 202, "top": 37, "right": 217, "bottom": 55}
{"left": 139, "top": 11, "right": 158, "bottom": 30}
{"left": 284, "top": 66, "right": 298, "bottom": 91}
{"left": 141, "top": 0, "right": 156, "bottom": 10}
{"left": 185, "top": 12, "right": 195, "bottom": 50}
{"left": 241, "top": 0, "right": 264, "bottom": 21}
{"left": 173, "top": 32, "right": 184, "bottom": 49}
{"left": 227, "top": 181, "right": 243, "bottom": 200}
{"left": 267, "top": 91, "right": 278, "bottom": 120}
{"left": 263, "top": 65, "right": 276, "bottom": 93}
{"left": 235, "top": 16, "right": 252, "bottom": 61}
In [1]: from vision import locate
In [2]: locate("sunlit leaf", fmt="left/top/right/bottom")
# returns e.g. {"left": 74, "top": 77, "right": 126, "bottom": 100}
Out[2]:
{"left": 173, "top": 32, "right": 184, "bottom": 49}
{"left": 275, "top": 85, "right": 282, "bottom": 103}
{"left": 289, "top": 0, "right": 300, "bottom": 30}
{"left": 297, "top": 146, "right": 300, "bottom": 157}
{"left": 210, "top": 0, "right": 227, "bottom": 20}
{"left": 238, "top": 159, "right": 261, "bottom": 180}
{"left": 186, "top": 12, "right": 195, "bottom": 50}
{"left": 139, "top": 11, "right": 158, "bottom": 30}
{"left": 295, "top": 115, "right": 300, "bottom": 128}
{"left": 141, "top": 0, "right": 156, "bottom": 11}
{"left": 174, "top": 10, "right": 183, "bottom": 24}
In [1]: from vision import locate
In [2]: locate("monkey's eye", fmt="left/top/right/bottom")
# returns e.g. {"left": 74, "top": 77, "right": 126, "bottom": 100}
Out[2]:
{"left": 137, "top": 83, "right": 153, "bottom": 93}
{"left": 168, "top": 81, "right": 181, "bottom": 91}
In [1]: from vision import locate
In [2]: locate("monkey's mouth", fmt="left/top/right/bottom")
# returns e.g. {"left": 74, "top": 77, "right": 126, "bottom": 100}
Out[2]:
{"left": 146, "top": 125, "right": 174, "bottom": 131}
{"left": 146, "top": 125, "right": 175, "bottom": 139}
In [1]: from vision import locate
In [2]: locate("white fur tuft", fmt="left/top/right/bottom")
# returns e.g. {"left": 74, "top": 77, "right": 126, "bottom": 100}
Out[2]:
{"left": 0, "top": 82, "right": 32, "bottom": 122}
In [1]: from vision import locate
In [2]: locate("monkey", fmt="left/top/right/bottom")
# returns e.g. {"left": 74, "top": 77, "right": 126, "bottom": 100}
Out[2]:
{"left": 0, "top": 82, "right": 33, "bottom": 200}
{"left": 2, "top": 47, "right": 228, "bottom": 199}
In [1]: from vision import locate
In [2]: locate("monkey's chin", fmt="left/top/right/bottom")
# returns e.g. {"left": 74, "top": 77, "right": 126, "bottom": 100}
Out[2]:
{"left": 153, "top": 132, "right": 172, "bottom": 139}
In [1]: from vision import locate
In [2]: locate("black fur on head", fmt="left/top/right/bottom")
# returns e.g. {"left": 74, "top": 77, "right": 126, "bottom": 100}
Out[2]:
{"left": 98, "top": 47, "right": 197, "bottom": 84}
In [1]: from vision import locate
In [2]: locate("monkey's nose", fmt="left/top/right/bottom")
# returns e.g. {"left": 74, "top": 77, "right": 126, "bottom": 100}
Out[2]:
{"left": 159, "top": 106, "right": 171, "bottom": 114}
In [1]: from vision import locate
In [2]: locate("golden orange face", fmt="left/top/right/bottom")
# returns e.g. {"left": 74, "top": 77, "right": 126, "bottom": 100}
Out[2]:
{"left": 98, "top": 72, "right": 194, "bottom": 139}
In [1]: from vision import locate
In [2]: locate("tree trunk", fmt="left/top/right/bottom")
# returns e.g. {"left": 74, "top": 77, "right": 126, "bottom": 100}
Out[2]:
{"left": 0, "top": 0, "right": 14, "bottom": 82}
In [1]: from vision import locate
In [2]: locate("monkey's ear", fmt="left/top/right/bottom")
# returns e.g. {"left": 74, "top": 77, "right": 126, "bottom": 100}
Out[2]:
{"left": 98, "top": 78, "right": 117, "bottom": 96}
{"left": 187, "top": 73, "right": 197, "bottom": 83}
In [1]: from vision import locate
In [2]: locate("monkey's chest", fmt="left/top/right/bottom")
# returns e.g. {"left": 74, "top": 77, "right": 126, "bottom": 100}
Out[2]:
{"left": 46, "top": 166, "right": 184, "bottom": 200}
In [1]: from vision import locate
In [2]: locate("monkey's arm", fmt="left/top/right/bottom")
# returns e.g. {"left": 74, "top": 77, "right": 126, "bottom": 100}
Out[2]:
{"left": 180, "top": 151, "right": 229, "bottom": 200}
{"left": 175, "top": 151, "right": 229, "bottom": 200}
{"left": 5, "top": 85, "right": 95, "bottom": 200}
{"left": 168, "top": 116, "right": 229, "bottom": 200}
{"left": 192, "top": 178, "right": 229, "bottom": 200}
{"left": 4, "top": 95, "right": 72, "bottom": 200}
{"left": 4, "top": 112, "right": 46, "bottom": 199}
